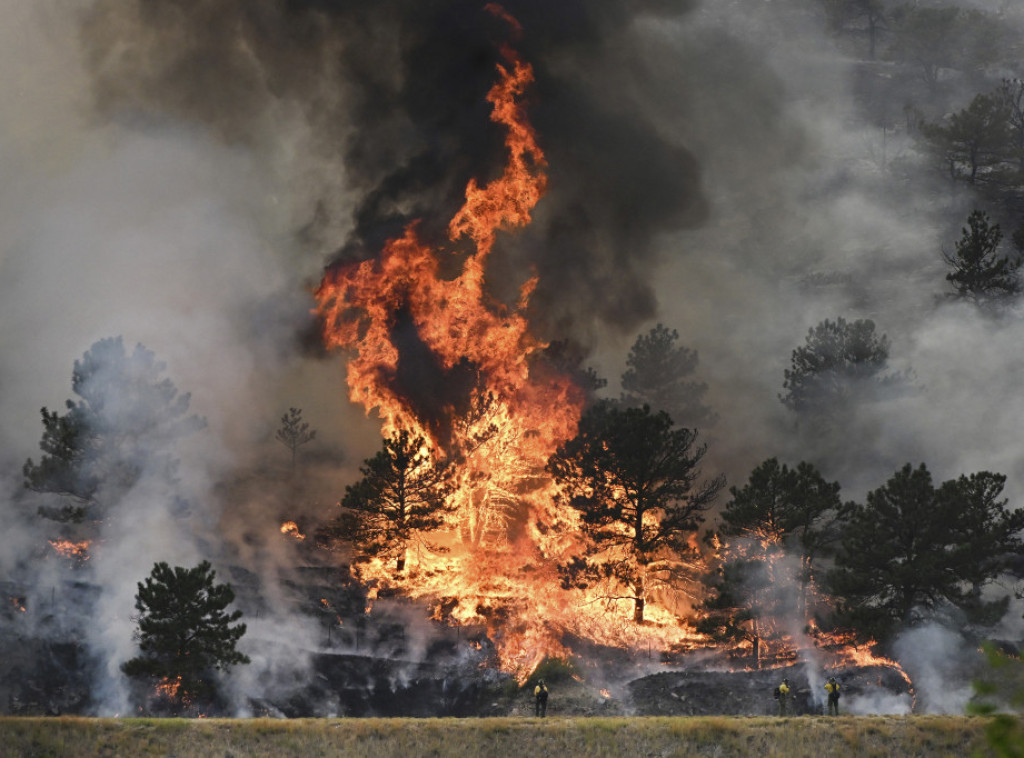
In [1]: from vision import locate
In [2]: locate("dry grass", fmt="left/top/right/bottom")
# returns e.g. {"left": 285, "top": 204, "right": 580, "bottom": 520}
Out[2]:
{"left": 0, "top": 715, "right": 994, "bottom": 758}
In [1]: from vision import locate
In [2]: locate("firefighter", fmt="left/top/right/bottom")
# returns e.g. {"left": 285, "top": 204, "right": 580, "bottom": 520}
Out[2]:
{"left": 777, "top": 678, "right": 791, "bottom": 716}
{"left": 534, "top": 679, "right": 549, "bottom": 717}
{"left": 825, "top": 676, "right": 840, "bottom": 716}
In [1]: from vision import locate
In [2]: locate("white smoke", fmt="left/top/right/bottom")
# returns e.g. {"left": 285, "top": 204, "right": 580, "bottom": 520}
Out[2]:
{"left": 894, "top": 624, "right": 977, "bottom": 714}
{"left": 2, "top": 0, "right": 1024, "bottom": 716}
{"left": 0, "top": 0, "right": 369, "bottom": 715}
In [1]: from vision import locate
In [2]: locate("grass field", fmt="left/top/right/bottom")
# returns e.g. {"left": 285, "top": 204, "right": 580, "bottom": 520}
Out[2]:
{"left": 0, "top": 715, "right": 995, "bottom": 758}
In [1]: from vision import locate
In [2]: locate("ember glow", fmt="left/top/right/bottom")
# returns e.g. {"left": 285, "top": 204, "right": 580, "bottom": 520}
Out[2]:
{"left": 155, "top": 675, "right": 184, "bottom": 701}
{"left": 48, "top": 539, "right": 91, "bottom": 562}
{"left": 280, "top": 521, "right": 306, "bottom": 540}
{"left": 819, "top": 628, "right": 915, "bottom": 699}
{"left": 315, "top": 9, "right": 702, "bottom": 677}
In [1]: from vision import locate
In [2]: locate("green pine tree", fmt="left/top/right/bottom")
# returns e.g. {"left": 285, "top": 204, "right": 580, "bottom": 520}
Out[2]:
{"left": 620, "top": 324, "right": 716, "bottom": 429}
{"left": 547, "top": 401, "right": 724, "bottom": 623}
{"left": 944, "top": 210, "right": 1021, "bottom": 303}
{"left": 24, "top": 337, "right": 205, "bottom": 522}
{"left": 122, "top": 560, "right": 249, "bottom": 708}
{"left": 828, "top": 464, "right": 1024, "bottom": 645}
{"left": 325, "top": 429, "right": 454, "bottom": 574}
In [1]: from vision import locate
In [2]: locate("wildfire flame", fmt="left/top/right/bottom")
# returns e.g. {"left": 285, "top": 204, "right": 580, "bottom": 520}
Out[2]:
{"left": 48, "top": 539, "right": 91, "bottom": 561}
{"left": 817, "top": 627, "right": 915, "bottom": 698}
{"left": 155, "top": 675, "right": 182, "bottom": 700}
{"left": 280, "top": 521, "right": 306, "bottom": 540}
{"left": 315, "top": 6, "right": 703, "bottom": 678}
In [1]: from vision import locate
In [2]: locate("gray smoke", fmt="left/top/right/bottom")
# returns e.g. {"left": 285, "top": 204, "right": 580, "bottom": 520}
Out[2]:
{"left": 3, "top": 0, "right": 1024, "bottom": 715}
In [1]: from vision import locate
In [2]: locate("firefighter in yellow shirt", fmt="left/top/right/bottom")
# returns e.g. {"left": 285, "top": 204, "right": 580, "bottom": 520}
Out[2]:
{"left": 825, "top": 676, "right": 840, "bottom": 715}
{"left": 776, "top": 678, "right": 790, "bottom": 716}
{"left": 534, "top": 679, "right": 548, "bottom": 717}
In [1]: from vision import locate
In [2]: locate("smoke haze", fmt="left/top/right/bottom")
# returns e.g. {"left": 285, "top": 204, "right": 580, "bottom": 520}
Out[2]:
{"left": 2, "top": 0, "right": 1024, "bottom": 714}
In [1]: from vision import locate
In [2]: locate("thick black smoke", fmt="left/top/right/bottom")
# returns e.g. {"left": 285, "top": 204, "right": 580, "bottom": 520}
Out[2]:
{"left": 81, "top": 0, "right": 706, "bottom": 345}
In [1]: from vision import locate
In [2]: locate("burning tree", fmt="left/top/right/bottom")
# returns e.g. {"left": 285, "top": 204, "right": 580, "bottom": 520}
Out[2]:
{"left": 24, "top": 336, "right": 206, "bottom": 522}
{"left": 325, "top": 430, "right": 455, "bottom": 574}
{"left": 720, "top": 459, "right": 843, "bottom": 615}
{"left": 828, "top": 463, "right": 1024, "bottom": 645}
{"left": 122, "top": 560, "right": 249, "bottom": 709}
{"left": 547, "top": 402, "right": 724, "bottom": 623}
{"left": 310, "top": 9, "right": 706, "bottom": 673}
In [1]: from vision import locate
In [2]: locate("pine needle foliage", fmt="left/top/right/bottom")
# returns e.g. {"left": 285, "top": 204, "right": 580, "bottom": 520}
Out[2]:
{"left": 122, "top": 561, "right": 249, "bottom": 705}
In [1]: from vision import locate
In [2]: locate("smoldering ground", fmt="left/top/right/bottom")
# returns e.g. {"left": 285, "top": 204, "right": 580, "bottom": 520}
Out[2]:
{"left": 2, "top": 0, "right": 1024, "bottom": 715}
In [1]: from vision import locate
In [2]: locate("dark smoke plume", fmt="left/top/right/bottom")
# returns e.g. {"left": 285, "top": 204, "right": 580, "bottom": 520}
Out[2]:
{"left": 81, "top": 0, "right": 707, "bottom": 345}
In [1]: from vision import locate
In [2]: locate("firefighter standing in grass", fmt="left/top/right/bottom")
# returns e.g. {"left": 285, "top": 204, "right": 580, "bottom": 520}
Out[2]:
{"left": 534, "top": 679, "right": 549, "bottom": 717}
{"left": 776, "top": 678, "right": 791, "bottom": 716}
{"left": 825, "top": 676, "right": 840, "bottom": 716}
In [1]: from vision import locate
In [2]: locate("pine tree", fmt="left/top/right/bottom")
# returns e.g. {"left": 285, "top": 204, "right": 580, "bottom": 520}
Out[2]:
{"left": 24, "top": 337, "right": 205, "bottom": 521}
{"left": 944, "top": 210, "right": 1021, "bottom": 303}
{"left": 828, "top": 463, "right": 1024, "bottom": 645}
{"left": 620, "top": 324, "right": 716, "bottom": 429}
{"left": 122, "top": 560, "right": 249, "bottom": 707}
{"left": 780, "top": 317, "right": 897, "bottom": 414}
{"left": 697, "top": 556, "right": 773, "bottom": 666}
{"left": 716, "top": 458, "right": 844, "bottom": 639}
{"left": 275, "top": 407, "right": 317, "bottom": 470}
{"left": 326, "top": 430, "right": 454, "bottom": 574}
{"left": 547, "top": 401, "right": 724, "bottom": 623}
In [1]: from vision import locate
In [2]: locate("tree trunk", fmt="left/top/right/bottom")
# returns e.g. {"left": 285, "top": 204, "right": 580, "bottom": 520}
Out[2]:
{"left": 634, "top": 573, "right": 645, "bottom": 623}
{"left": 798, "top": 555, "right": 810, "bottom": 622}
{"left": 752, "top": 587, "right": 761, "bottom": 669}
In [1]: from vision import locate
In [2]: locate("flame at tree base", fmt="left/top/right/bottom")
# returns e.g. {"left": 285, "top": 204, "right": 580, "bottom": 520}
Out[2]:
{"left": 313, "top": 7, "right": 707, "bottom": 678}
{"left": 312, "top": 6, "right": 899, "bottom": 685}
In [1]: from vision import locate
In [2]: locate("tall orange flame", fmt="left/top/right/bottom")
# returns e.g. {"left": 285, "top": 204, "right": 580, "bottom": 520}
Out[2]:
{"left": 315, "top": 7, "right": 701, "bottom": 677}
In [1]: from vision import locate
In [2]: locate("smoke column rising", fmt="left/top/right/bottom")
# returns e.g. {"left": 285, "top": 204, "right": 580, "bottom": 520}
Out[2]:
{"left": 2, "top": 0, "right": 1024, "bottom": 713}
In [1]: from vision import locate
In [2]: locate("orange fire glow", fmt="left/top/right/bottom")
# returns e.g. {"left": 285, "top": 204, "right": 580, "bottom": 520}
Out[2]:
{"left": 818, "top": 628, "right": 914, "bottom": 692}
{"left": 155, "top": 675, "right": 182, "bottom": 700}
{"left": 280, "top": 521, "right": 306, "bottom": 540}
{"left": 315, "top": 8, "right": 703, "bottom": 678}
{"left": 48, "top": 539, "right": 91, "bottom": 561}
